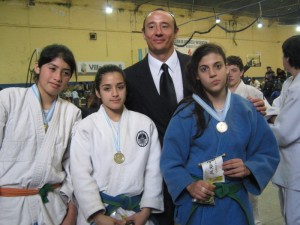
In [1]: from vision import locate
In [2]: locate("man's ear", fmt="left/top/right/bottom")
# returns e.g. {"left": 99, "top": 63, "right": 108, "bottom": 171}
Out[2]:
{"left": 142, "top": 29, "right": 146, "bottom": 40}
{"left": 174, "top": 27, "right": 179, "bottom": 35}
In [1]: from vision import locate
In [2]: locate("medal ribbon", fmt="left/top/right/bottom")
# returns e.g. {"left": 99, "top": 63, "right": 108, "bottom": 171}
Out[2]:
{"left": 192, "top": 90, "right": 231, "bottom": 123}
{"left": 101, "top": 107, "right": 121, "bottom": 154}
{"left": 32, "top": 84, "right": 56, "bottom": 128}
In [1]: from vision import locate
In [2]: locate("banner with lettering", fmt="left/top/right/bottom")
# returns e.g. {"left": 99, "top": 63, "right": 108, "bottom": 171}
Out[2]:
{"left": 77, "top": 62, "right": 125, "bottom": 75}
{"left": 175, "top": 38, "right": 209, "bottom": 56}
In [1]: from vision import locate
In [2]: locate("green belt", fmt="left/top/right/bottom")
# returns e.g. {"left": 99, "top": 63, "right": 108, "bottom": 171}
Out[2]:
{"left": 97, "top": 192, "right": 159, "bottom": 225}
{"left": 186, "top": 182, "right": 253, "bottom": 225}
{"left": 100, "top": 192, "right": 142, "bottom": 215}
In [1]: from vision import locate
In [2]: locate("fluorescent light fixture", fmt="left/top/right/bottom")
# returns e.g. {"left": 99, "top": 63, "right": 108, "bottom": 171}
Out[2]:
{"left": 105, "top": 5, "right": 113, "bottom": 14}
{"left": 257, "top": 3, "right": 263, "bottom": 28}
{"left": 257, "top": 18, "right": 263, "bottom": 28}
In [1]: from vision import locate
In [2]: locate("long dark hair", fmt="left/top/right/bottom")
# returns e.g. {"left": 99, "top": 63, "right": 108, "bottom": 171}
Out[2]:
{"left": 34, "top": 44, "right": 77, "bottom": 83}
{"left": 177, "top": 43, "right": 227, "bottom": 138}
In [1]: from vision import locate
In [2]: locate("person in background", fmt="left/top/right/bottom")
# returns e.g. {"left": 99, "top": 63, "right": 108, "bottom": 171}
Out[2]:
{"left": 64, "top": 87, "right": 72, "bottom": 102}
{"left": 0, "top": 44, "right": 81, "bottom": 225}
{"left": 262, "top": 73, "right": 275, "bottom": 104}
{"left": 76, "top": 82, "right": 84, "bottom": 97}
{"left": 70, "top": 65, "right": 163, "bottom": 225}
{"left": 250, "top": 77, "right": 261, "bottom": 90}
{"left": 72, "top": 88, "right": 80, "bottom": 107}
{"left": 227, "top": 55, "right": 270, "bottom": 113}
{"left": 266, "top": 35, "right": 300, "bottom": 225}
{"left": 276, "top": 68, "right": 287, "bottom": 83}
{"left": 265, "top": 66, "right": 274, "bottom": 75}
{"left": 80, "top": 90, "right": 101, "bottom": 119}
{"left": 124, "top": 8, "right": 191, "bottom": 225}
{"left": 160, "top": 43, "right": 279, "bottom": 225}
{"left": 227, "top": 55, "right": 270, "bottom": 225}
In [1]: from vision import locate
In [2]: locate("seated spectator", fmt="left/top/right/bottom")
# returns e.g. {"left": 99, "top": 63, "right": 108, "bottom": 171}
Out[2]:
{"left": 265, "top": 66, "right": 274, "bottom": 75}
{"left": 64, "top": 88, "right": 72, "bottom": 102}
{"left": 72, "top": 89, "right": 80, "bottom": 107}
{"left": 262, "top": 74, "right": 275, "bottom": 104}
{"left": 250, "top": 77, "right": 261, "bottom": 90}
{"left": 276, "top": 68, "right": 287, "bottom": 83}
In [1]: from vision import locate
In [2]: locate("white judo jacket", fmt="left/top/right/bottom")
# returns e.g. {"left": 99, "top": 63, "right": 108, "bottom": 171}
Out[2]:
{"left": 70, "top": 105, "right": 164, "bottom": 225}
{"left": 235, "top": 80, "right": 270, "bottom": 107}
{"left": 266, "top": 73, "right": 300, "bottom": 191}
{"left": 0, "top": 87, "right": 81, "bottom": 225}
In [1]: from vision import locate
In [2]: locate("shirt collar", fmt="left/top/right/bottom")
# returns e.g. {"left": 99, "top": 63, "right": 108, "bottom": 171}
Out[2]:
{"left": 148, "top": 50, "right": 179, "bottom": 77}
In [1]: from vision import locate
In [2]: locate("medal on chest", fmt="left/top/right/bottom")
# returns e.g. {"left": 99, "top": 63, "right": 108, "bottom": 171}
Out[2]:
{"left": 101, "top": 107, "right": 125, "bottom": 164}
{"left": 216, "top": 121, "right": 228, "bottom": 133}
{"left": 44, "top": 124, "right": 48, "bottom": 132}
{"left": 32, "top": 84, "right": 57, "bottom": 134}
{"left": 114, "top": 152, "right": 125, "bottom": 164}
{"left": 192, "top": 92, "right": 231, "bottom": 134}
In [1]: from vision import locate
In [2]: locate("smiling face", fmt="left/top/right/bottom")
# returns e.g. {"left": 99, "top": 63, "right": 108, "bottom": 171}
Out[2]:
{"left": 143, "top": 10, "right": 178, "bottom": 60}
{"left": 196, "top": 53, "right": 228, "bottom": 99}
{"left": 95, "top": 71, "right": 126, "bottom": 120}
{"left": 34, "top": 57, "right": 72, "bottom": 101}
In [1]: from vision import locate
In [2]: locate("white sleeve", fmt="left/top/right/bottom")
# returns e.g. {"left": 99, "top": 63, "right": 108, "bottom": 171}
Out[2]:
{"left": 269, "top": 80, "right": 300, "bottom": 147}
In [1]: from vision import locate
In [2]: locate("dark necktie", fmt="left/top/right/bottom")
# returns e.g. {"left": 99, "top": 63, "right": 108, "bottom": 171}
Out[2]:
{"left": 160, "top": 63, "right": 177, "bottom": 109}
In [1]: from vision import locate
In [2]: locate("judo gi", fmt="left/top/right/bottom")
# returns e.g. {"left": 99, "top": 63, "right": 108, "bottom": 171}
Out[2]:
{"left": 266, "top": 73, "right": 300, "bottom": 224}
{"left": 70, "top": 105, "right": 163, "bottom": 225}
{"left": 0, "top": 87, "right": 81, "bottom": 225}
{"left": 160, "top": 93, "right": 279, "bottom": 225}
{"left": 234, "top": 79, "right": 270, "bottom": 225}
{"left": 235, "top": 80, "right": 270, "bottom": 108}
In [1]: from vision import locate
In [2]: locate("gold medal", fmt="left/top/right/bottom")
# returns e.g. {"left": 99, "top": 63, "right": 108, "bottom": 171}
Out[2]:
{"left": 114, "top": 152, "right": 125, "bottom": 164}
{"left": 216, "top": 122, "right": 228, "bottom": 133}
{"left": 44, "top": 124, "right": 48, "bottom": 132}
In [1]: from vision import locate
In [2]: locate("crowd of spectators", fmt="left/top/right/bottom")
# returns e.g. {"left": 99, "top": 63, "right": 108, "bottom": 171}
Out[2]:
{"left": 60, "top": 82, "right": 99, "bottom": 118}
{"left": 244, "top": 66, "right": 288, "bottom": 104}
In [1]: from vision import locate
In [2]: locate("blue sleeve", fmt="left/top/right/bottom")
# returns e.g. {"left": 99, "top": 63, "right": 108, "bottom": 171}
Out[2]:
{"left": 160, "top": 109, "right": 195, "bottom": 204}
{"left": 243, "top": 106, "right": 280, "bottom": 195}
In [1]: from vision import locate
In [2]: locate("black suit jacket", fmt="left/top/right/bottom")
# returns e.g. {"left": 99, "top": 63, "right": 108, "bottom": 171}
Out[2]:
{"left": 124, "top": 51, "right": 191, "bottom": 144}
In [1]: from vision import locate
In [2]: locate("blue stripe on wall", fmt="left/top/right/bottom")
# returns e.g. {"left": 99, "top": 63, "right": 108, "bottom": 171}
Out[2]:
{"left": 138, "top": 48, "right": 143, "bottom": 61}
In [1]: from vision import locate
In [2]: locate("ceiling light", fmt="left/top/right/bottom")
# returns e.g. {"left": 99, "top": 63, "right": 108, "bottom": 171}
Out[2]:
{"left": 257, "top": 2, "right": 263, "bottom": 28}
{"left": 105, "top": 5, "right": 113, "bottom": 14}
{"left": 105, "top": 0, "right": 113, "bottom": 14}
{"left": 213, "top": 8, "right": 221, "bottom": 24}
{"left": 257, "top": 18, "right": 263, "bottom": 28}
{"left": 296, "top": 25, "right": 300, "bottom": 32}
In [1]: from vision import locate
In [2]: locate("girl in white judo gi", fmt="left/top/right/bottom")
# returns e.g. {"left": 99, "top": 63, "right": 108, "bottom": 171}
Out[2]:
{"left": 267, "top": 35, "right": 300, "bottom": 225}
{"left": 70, "top": 65, "right": 164, "bottom": 225}
{"left": 0, "top": 44, "right": 81, "bottom": 224}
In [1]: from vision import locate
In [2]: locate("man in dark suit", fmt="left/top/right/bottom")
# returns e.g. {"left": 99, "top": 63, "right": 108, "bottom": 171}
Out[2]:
{"left": 124, "top": 8, "right": 191, "bottom": 225}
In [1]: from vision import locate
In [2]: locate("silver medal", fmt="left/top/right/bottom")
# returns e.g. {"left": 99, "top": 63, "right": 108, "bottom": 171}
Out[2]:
{"left": 216, "top": 122, "right": 228, "bottom": 133}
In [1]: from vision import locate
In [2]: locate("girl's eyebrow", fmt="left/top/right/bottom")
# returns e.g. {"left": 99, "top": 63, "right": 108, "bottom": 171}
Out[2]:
{"left": 102, "top": 82, "right": 125, "bottom": 86}
{"left": 48, "top": 62, "right": 71, "bottom": 71}
{"left": 199, "top": 61, "right": 223, "bottom": 66}
{"left": 101, "top": 84, "right": 111, "bottom": 87}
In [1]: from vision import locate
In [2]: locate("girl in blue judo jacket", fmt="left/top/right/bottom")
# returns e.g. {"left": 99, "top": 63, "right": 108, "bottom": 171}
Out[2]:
{"left": 160, "top": 43, "right": 280, "bottom": 225}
